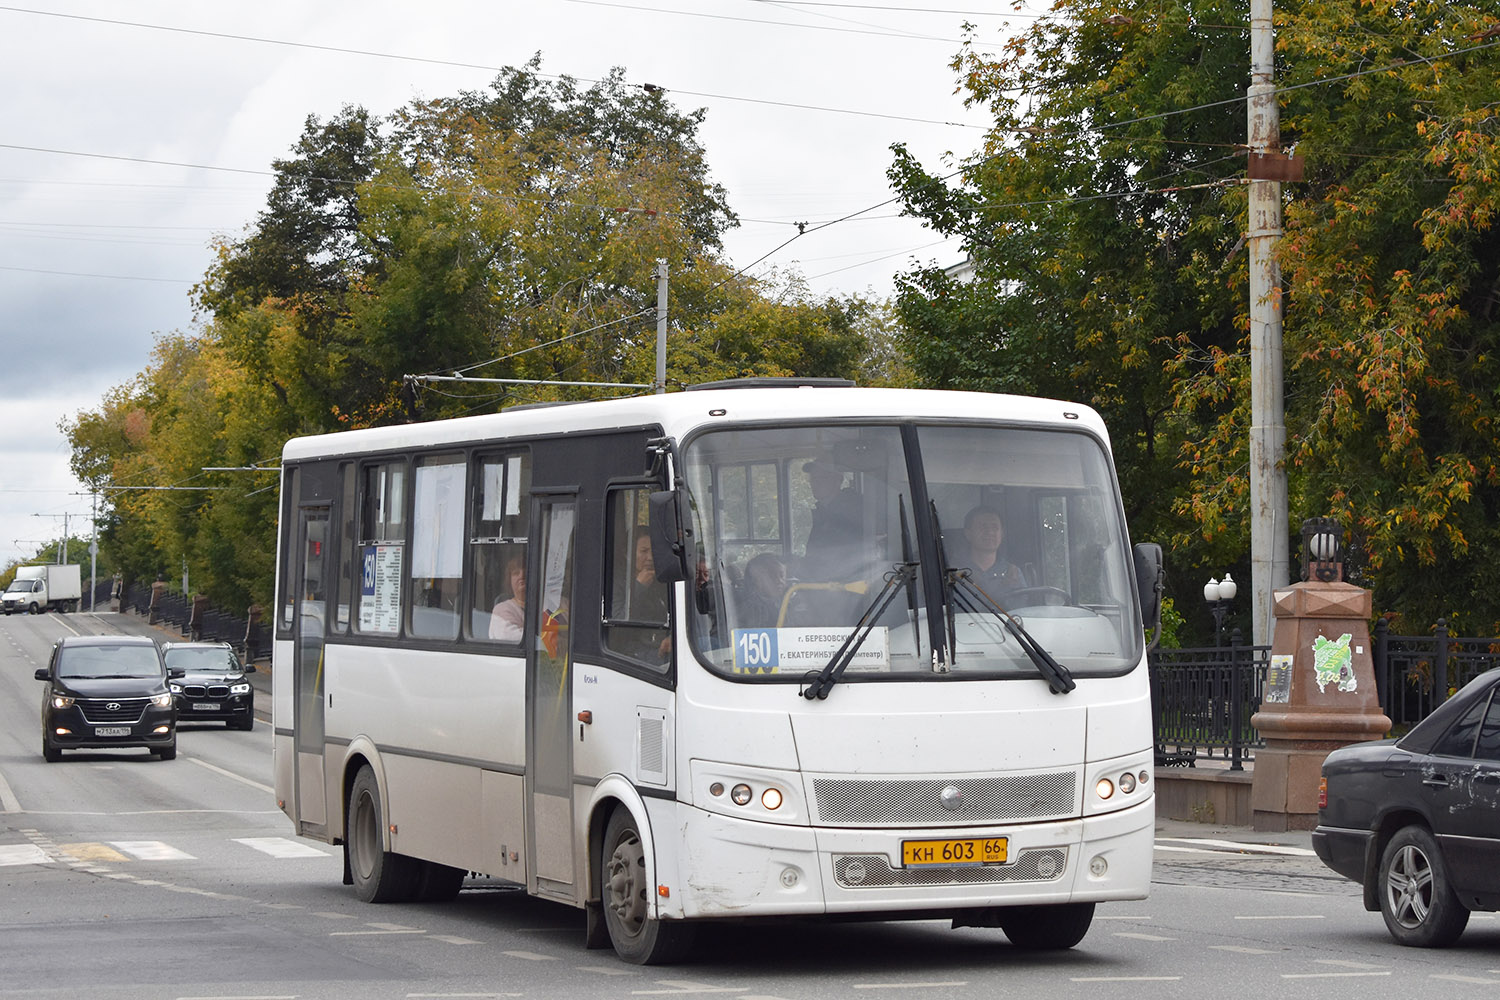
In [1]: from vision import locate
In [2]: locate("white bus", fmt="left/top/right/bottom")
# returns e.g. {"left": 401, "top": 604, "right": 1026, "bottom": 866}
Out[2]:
{"left": 272, "top": 380, "right": 1163, "bottom": 964}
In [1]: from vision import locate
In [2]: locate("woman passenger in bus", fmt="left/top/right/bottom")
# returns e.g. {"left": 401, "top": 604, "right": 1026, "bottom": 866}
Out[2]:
{"left": 629, "top": 533, "right": 672, "bottom": 660}
{"left": 488, "top": 551, "right": 527, "bottom": 642}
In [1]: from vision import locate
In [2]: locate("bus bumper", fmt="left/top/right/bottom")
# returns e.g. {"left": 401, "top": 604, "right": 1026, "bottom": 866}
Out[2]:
{"left": 668, "top": 795, "right": 1153, "bottom": 920}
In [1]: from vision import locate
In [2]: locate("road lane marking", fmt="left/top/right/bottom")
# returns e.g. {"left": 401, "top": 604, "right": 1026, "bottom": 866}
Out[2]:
{"left": 504, "top": 950, "right": 558, "bottom": 961}
{"left": 111, "top": 840, "right": 195, "bottom": 860}
{"left": 1210, "top": 945, "right": 1281, "bottom": 954}
{"left": 58, "top": 842, "right": 131, "bottom": 862}
{"left": 0, "top": 767, "right": 21, "bottom": 812}
{"left": 428, "top": 936, "right": 481, "bottom": 945}
{"left": 0, "top": 844, "right": 51, "bottom": 866}
{"left": 1433, "top": 975, "right": 1500, "bottom": 985}
{"left": 578, "top": 966, "right": 636, "bottom": 976}
{"left": 1281, "top": 972, "right": 1391, "bottom": 979}
{"left": 187, "top": 756, "right": 275, "bottom": 794}
{"left": 851, "top": 984, "right": 968, "bottom": 990}
{"left": 234, "top": 836, "right": 332, "bottom": 858}
{"left": 1157, "top": 837, "right": 1317, "bottom": 857}
{"left": 1316, "top": 960, "right": 1388, "bottom": 970}
{"left": 1234, "top": 914, "right": 1324, "bottom": 920}
{"left": 1071, "top": 977, "right": 1181, "bottom": 982}
{"left": 1113, "top": 932, "right": 1177, "bottom": 941}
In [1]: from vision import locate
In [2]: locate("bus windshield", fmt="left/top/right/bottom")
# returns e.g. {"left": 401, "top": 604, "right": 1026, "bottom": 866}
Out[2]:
{"left": 682, "top": 422, "right": 1142, "bottom": 682}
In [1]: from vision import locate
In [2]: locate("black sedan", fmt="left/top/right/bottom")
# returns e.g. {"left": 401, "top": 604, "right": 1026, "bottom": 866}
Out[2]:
{"left": 162, "top": 641, "right": 256, "bottom": 730}
{"left": 1313, "top": 666, "right": 1500, "bottom": 947}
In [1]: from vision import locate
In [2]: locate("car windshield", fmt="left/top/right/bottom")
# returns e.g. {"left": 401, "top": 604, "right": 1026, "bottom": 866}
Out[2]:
{"left": 682, "top": 421, "right": 1142, "bottom": 682}
{"left": 57, "top": 644, "right": 163, "bottom": 679}
{"left": 164, "top": 647, "right": 239, "bottom": 672}
{"left": 5, "top": 580, "right": 35, "bottom": 593}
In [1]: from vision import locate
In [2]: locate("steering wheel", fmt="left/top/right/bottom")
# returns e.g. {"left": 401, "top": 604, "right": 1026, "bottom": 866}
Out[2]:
{"left": 1003, "top": 586, "right": 1072, "bottom": 608}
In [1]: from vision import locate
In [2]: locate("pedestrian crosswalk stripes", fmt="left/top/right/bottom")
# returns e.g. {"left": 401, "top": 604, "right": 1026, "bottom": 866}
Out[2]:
{"left": 0, "top": 836, "right": 332, "bottom": 866}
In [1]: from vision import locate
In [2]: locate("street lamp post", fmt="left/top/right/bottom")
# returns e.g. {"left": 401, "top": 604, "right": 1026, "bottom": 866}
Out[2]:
{"left": 1203, "top": 573, "right": 1238, "bottom": 647}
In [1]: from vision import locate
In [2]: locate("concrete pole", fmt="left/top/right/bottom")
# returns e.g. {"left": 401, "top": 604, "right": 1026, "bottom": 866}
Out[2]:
{"left": 654, "top": 259, "right": 668, "bottom": 394}
{"left": 1247, "top": 0, "right": 1290, "bottom": 645}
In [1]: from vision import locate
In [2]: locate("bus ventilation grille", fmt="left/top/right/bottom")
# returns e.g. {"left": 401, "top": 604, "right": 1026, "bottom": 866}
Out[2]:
{"left": 812, "top": 773, "right": 1076, "bottom": 826}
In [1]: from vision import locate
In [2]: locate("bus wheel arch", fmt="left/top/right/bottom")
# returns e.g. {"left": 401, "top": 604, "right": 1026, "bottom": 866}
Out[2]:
{"left": 585, "top": 780, "right": 693, "bottom": 964}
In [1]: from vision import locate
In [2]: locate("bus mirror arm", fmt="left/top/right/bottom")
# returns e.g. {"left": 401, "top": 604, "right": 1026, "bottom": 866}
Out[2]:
{"left": 1133, "top": 543, "right": 1164, "bottom": 650}
{"left": 649, "top": 490, "right": 691, "bottom": 584}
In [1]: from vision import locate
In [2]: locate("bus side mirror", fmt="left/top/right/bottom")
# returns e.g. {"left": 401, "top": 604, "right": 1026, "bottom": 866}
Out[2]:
{"left": 1133, "top": 542, "right": 1164, "bottom": 649}
{"left": 649, "top": 491, "right": 690, "bottom": 584}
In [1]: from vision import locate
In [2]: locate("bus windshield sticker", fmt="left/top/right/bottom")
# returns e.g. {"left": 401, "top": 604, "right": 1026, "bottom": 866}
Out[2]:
{"left": 732, "top": 627, "right": 889, "bottom": 675}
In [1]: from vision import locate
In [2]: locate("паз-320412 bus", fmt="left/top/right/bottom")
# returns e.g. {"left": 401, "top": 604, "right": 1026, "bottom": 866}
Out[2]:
{"left": 271, "top": 379, "right": 1164, "bottom": 964}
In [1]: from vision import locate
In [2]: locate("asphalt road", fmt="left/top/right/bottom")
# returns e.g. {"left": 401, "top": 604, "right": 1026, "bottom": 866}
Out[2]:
{"left": 2, "top": 611, "right": 1498, "bottom": 999}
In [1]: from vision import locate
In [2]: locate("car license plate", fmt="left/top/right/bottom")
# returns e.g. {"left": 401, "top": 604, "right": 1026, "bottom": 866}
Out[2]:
{"left": 193, "top": 703, "right": 220, "bottom": 711}
{"left": 95, "top": 726, "right": 131, "bottom": 737}
{"left": 901, "top": 837, "right": 1008, "bottom": 867}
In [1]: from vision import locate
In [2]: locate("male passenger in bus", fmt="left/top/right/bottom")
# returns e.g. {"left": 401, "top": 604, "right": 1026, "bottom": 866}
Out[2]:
{"left": 488, "top": 551, "right": 527, "bottom": 642}
{"left": 736, "top": 553, "right": 789, "bottom": 628}
{"left": 957, "top": 505, "right": 1028, "bottom": 595}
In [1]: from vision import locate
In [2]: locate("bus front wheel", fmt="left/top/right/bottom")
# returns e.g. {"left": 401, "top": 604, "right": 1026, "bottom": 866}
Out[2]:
{"left": 348, "top": 765, "right": 420, "bottom": 903}
{"left": 999, "top": 902, "right": 1095, "bottom": 950}
{"left": 600, "top": 807, "right": 694, "bottom": 964}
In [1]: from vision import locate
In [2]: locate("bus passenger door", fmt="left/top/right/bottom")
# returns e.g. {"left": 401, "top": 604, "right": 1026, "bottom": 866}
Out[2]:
{"left": 293, "top": 506, "right": 330, "bottom": 834}
{"left": 527, "top": 498, "right": 577, "bottom": 901}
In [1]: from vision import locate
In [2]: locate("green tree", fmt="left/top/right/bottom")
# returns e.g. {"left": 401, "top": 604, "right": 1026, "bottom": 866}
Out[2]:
{"left": 890, "top": 0, "right": 1500, "bottom": 636}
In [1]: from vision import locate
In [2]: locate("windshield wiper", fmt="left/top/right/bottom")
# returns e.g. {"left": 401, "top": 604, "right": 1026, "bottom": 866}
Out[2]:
{"left": 801, "top": 561, "right": 919, "bottom": 701}
{"left": 948, "top": 571, "right": 1076, "bottom": 695}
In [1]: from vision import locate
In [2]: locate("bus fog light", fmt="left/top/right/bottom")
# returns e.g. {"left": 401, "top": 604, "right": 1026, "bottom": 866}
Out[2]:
{"left": 780, "top": 867, "right": 800, "bottom": 888}
{"left": 731, "top": 783, "right": 752, "bottom": 806}
{"left": 1139, "top": 770, "right": 1150, "bottom": 785}
{"left": 1096, "top": 778, "right": 1114, "bottom": 799}
{"left": 1119, "top": 772, "right": 1136, "bottom": 794}
{"left": 762, "top": 787, "right": 783, "bottom": 810}
{"left": 709, "top": 782, "right": 725, "bottom": 797}
{"left": 1089, "top": 855, "right": 1108, "bottom": 877}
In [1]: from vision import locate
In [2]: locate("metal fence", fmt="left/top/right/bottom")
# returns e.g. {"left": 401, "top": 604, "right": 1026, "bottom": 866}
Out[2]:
{"left": 118, "top": 582, "right": 271, "bottom": 663}
{"left": 1150, "top": 620, "right": 1500, "bottom": 768}
{"left": 1150, "top": 637, "right": 1269, "bottom": 770}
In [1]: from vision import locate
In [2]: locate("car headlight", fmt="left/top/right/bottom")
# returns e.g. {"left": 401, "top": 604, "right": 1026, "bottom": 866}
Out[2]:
{"left": 151, "top": 693, "right": 173, "bottom": 708}
{"left": 169, "top": 682, "right": 183, "bottom": 694}
{"left": 230, "top": 682, "right": 251, "bottom": 695}
{"left": 51, "top": 695, "right": 75, "bottom": 709}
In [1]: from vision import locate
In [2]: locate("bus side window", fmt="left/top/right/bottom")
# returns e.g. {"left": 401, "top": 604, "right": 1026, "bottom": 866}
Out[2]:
{"left": 469, "top": 450, "right": 530, "bottom": 643}
{"left": 603, "top": 487, "right": 671, "bottom": 670}
{"left": 409, "top": 454, "right": 466, "bottom": 641}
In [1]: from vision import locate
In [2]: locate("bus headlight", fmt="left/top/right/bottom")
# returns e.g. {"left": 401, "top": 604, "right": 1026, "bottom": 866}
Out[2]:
{"left": 730, "top": 783, "right": 753, "bottom": 806}
{"left": 761, "top": 787, "right": 783, "bottom": 810}
{"left": 1095, "top": 778, "right": 1115, "bottom": 800}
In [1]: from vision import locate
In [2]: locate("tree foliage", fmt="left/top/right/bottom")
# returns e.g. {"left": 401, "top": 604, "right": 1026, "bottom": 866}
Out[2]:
{"left": 890, "top": 0, "right": 1500, "bottom": 635}
{"left": 68, "top": 59, "right": 888, "bottom": 610}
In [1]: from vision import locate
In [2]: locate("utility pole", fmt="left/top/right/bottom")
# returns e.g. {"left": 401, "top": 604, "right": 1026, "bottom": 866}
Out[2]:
{"left": 654, "top": 260, "right": 668, "bottom": 394}
{"left": 1247, "top": 0, "right": 1290, "bottom": 645}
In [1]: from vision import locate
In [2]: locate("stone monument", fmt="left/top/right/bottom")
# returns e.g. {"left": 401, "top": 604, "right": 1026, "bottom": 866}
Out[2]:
{"left": 1250, "top": 518, "right": 1391, "bottom": 832}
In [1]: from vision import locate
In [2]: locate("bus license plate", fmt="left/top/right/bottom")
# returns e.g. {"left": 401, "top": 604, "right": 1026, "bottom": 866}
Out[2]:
{"left": 95, "top": 726, "right": 131, "bottom": 737}
{"left": 194, "top": 703, "right": 220, "bottom": 711}
{"left": 901, "top": 837, "right": 1007, "bottom": 867}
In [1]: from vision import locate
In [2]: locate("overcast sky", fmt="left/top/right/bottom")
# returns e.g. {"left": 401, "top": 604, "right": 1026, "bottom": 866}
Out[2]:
{"left": 0, "top": 0, "right": 1022, "bottom": 576}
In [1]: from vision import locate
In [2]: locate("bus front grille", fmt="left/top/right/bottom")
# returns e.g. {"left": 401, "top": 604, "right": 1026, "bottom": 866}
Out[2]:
{"left": 833, "top": 848, "right": 1069, "bottom": 888}
{"left": 812, "top": 773, "right": 1077, "bottom": 826}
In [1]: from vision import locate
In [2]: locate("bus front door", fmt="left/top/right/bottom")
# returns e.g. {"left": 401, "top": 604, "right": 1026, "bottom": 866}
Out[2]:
{"left": 527, "top": 499, "right": 577, "bottom": 901}
{"left": 293, "top": 506, "right": 329, "bottom": 834}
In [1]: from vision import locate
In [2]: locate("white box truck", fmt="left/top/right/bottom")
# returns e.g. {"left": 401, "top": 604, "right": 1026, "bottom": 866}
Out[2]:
{"left": 2, "top": 564, "right": 83, "bottom": 614}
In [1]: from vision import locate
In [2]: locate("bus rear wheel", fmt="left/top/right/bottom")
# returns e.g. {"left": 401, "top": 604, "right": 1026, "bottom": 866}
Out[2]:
{"left": 999, "top": 902, "right": 1095, "bottom": 950}
{"left": 600, "top": 808, "right": 694, "bottom": 965}
{"left": 348, "top": 765, "right": 420, "bottom": 902}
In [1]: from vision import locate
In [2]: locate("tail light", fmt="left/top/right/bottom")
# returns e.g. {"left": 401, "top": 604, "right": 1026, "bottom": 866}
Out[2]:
{"left": 1318, "top": 776, "right": 1327, "bottom": 810}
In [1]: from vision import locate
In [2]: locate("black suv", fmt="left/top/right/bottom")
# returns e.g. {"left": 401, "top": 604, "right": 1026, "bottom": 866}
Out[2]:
{"left": 36, "top": 635, "right": 182, "bottom": 761}
{"left": 162, "top": 641, "right": 256, "bottom": 730}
